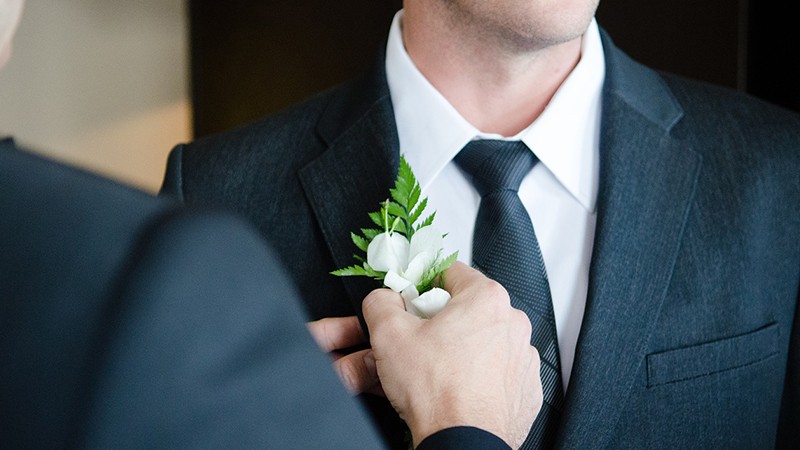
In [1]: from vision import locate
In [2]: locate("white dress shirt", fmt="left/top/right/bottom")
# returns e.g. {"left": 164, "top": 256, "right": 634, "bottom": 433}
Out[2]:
{"left": 385, "top": 10, "right": 606, "bottom": 390}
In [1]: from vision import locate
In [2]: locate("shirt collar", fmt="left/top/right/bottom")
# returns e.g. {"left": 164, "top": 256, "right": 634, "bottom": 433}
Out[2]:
{"left": 385, "top": 10, "right": 605, "bottom": 212}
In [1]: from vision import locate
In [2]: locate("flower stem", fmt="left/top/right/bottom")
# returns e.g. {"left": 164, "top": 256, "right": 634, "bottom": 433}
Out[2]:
{"left": 383, "top": 199, "right": 390, "bottom": 234}
{"left": 390, "top": 216, "right": 401, "bottom": 234}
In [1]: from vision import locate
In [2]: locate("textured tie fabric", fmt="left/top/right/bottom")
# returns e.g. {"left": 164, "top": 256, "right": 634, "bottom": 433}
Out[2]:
{"left": 454, "top": 140, "right": 564, "bottom": 450}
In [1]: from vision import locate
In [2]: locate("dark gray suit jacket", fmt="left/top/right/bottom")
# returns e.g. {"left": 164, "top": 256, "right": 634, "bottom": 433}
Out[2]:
{"left": 0, "top": 141, "right": 385, "bottom": 448}
{"left": 162, "top": 32, "right": 800, "bottom": 448}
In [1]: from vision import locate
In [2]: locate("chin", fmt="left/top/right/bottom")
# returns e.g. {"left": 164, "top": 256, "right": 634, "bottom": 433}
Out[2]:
{"left": 498, "top": 1, "right": 598, "bottom": 50}
{"left": 508, "top": 20, "right": 592, "bottom": 51}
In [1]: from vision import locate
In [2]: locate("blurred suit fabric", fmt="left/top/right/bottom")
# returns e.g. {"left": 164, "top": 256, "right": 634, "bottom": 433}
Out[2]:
{"left": 0, "top": 139, "right": 384, "bottom": 449}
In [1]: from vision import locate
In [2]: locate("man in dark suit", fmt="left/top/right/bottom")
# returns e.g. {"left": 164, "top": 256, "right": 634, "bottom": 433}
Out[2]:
{"left": 161, "top": 0, "right": 799, "bottom": 448}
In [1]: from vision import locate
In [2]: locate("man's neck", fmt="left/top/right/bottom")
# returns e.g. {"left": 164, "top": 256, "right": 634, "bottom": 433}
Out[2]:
{"left": 402, "top": 9, "right": 583, "bottom": 137}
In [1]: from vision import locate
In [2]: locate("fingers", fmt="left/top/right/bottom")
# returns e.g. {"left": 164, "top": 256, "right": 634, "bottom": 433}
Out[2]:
{"left": 331, "top": 348, "right": 384, "bottom": 396}
{"left": 306, "top": 316, "right": 365, "bottom": 352}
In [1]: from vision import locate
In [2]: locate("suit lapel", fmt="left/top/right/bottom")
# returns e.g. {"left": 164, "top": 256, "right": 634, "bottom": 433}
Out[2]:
{"left": 556, "top": 32, "right": 702, "bottom": 448}
{"left": 298, "top": 60, "right": 401, "bottom": 320}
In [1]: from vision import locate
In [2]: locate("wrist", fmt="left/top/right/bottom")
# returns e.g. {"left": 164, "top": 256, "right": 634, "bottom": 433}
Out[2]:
{"left": 416, "top": 426, "right": 512, "bottom": 450}
{"left": 407, "top": 397, "right": 508, "bottom": 448}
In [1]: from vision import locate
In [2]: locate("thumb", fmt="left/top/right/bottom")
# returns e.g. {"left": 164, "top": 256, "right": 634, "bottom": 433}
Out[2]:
{"left": 443, "top": 261, "right": 487, "bottom": 298}
{"left": 362, "top": 287, "right": 411, "bottom": 331}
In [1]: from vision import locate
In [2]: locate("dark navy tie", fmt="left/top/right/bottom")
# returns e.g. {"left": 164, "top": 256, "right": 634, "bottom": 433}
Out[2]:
{"left": 455, "top": 140, "right": 564, "bottom": 450}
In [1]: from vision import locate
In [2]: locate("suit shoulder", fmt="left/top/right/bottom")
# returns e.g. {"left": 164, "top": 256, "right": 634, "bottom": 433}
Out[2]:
{"left": 661, "top": 73, "right": 800, "bottom": 153}
{"left": 178, "top": 79, "right": 360, "bottom": 167}
{"left": 1, "top": 142, "right": 173, "bottom": 222}
{"left": 659, "top": 74, "right": 799, "bottom": 200}
{"left": 165, "top": 67, "right": 391, "bottom": 207}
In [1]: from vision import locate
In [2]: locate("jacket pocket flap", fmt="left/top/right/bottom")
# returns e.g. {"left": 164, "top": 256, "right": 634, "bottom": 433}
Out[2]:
{"left": 646, "top": 322, "right": 779, "bottom": 387}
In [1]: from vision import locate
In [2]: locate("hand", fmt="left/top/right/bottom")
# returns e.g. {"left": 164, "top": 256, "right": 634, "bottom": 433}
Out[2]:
{"left": 306, "top": 315, "right": 384, "bottom": 396}
{"left": 364, "top": 262, "right": 542, "bottom": 448}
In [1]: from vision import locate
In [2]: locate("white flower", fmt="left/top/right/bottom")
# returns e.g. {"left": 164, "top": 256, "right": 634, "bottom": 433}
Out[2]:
{"left": 410, "top": 288, "right": 451, "bottom": 319}
{"left": 367, "top": 226, "right": 451, "bottom": 318}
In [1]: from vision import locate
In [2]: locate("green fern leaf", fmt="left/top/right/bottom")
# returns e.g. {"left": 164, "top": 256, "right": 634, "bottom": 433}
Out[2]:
{"left": 331, "top": 265, "right": 370, "bottom": 276}
{"left": 416, "top": 212, "right": 436, "bottom": 230}
{"left": 361, "top": 228, "right": 383, "bottom": 240}
{"left": 351, "top": 232, "right": 369, "bottom": 253}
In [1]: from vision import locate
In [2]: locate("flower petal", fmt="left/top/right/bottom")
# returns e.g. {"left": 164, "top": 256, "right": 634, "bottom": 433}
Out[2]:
{"left": 403, "top": 251, "right": 436, "bottom": 285}
{"left": 384, "top": 270, "right": 413, "bottom": 293}
{"left": 409, "top": 226, "right": 443, "bottom": 262}
{"left": 411, "top": 288, "right": 451, "bottom": 318}
{"left": 400, "top": 285, "right": 423, "bottom": 317}
{"left": 367, "top": 232, "right": 409, "bottom": 273}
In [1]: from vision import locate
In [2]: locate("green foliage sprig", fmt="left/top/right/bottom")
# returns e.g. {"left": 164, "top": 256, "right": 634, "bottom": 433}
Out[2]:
{"left": 331, "top": 155, "right": 457, "bottom": 292}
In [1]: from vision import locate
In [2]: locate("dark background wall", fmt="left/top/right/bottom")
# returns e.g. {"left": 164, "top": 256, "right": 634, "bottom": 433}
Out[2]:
{"left": 190, "top": 0, "right": 798, "bottom": 138}
{"left": 189, "top": 0, "right": 401, "bottom": 137}
{"left": 595, "top": 0, "right": 743, "bottom": 90}
{"left": 744, "top": 2, "right": 798, "bottom": 115}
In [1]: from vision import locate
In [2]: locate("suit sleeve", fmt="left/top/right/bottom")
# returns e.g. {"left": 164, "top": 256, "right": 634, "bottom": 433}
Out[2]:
{"left": 78, "top": 210, "right": 384, "bottom": 449}
{"left": 159, "top": 144, "right": 185, "bottom": 202}
{"left": 417, "top": 427, "right": 510, "bottom": 450}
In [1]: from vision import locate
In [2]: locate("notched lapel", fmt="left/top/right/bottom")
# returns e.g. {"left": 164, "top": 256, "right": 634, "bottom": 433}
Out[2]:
{"left": 298, "top": 70, "right": 400, "bottom": 324}
{"left": 557, "top": 34, "right": 703, "bottom": 449}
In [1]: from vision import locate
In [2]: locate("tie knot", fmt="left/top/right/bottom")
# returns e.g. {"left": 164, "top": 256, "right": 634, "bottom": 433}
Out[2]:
{"left": 454, "top": 140, "right": 537, "bottom": 197}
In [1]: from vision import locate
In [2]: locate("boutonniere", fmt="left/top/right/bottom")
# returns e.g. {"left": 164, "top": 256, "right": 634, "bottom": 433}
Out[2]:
{"left": 332, "top": 156, "right": 458, "bottom": 318}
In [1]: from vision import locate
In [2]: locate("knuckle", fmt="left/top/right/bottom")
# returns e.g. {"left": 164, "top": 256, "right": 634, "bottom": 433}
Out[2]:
{"left": 361, "top": 289, "right": 382, "bottom": 313}
{"left": 529, "top": 346, "right": 542, "bottom": 377}
{"left": 477, "top": 280, "right": 511, "bottom": 318}
{"left": 529, "top": 345, "right": 541, "bottom": 366}
{"left": 336, "top": 358, "right": 364, "bottom": 393}
{"left": 317, "top": 320, "right": 335, "bottom": 350}
{"left": 511, "top": 307, "right": 529, "bottom": 323}
{"left": 483, "top": 279, "right": 511, "bottom": 303}
{"left": 514, "top": 309, "right": 533, "bottom": 336}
